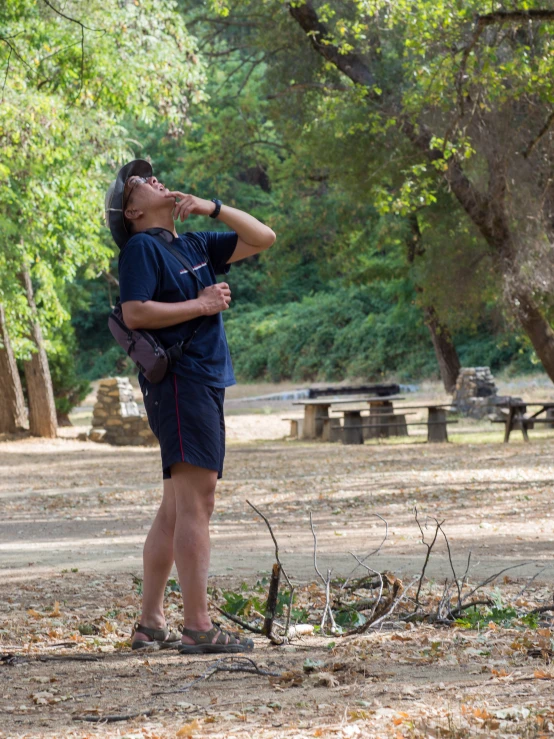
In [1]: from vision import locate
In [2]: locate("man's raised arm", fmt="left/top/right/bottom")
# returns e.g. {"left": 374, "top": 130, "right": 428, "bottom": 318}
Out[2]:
{"left": 165, "top": 192, "right": 276, "bottom": 263}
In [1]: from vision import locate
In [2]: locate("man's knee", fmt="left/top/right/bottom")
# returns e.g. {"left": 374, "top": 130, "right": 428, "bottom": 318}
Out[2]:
{"left": 171, "top": 462, "right": 217, "bottom": 519}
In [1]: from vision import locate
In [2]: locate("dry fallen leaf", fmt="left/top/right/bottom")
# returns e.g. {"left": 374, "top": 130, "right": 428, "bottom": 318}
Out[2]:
{"left": 50, "top": 601, "right": 61, "bottom": 617}
{"left": 269, "top": 670, "right": 303, "bottom": 688}
{"left": 27, "top": 609, "right": 44, "bottom": 619}
{"left": 32, "top": 692, "right": 54, "bottom": 705}
{"left": 176, "top": 718, "right": 200, "bottom": 737}
{"left": 534, "top": 669, "right": 554, "bottom": 680}
{"left": 315, "top": 672, "right": 340, "bottom": 688}
{"left": 473, "top": 707, "right": 492, "bottom": 719}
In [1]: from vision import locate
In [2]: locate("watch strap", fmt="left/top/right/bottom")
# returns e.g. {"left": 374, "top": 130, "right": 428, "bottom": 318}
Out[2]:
{"left": 209, "top": 198, "right": 222, "bottom": 219}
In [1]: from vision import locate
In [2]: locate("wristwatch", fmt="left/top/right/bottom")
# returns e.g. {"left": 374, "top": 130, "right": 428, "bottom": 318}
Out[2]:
{"left": 209, "top": 198, "right": 222, "bottom": 219}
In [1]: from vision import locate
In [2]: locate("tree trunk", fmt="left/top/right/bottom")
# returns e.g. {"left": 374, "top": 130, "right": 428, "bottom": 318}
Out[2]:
{"left": 20, "top": 269, "right": 58, "bottom": 438}
{"left": 407, "top": 213, "right": 461, "bottom": 393}
{"left": 423, "top": 304, "right": 461, "bottom": 393}
{"left": 0, "top": 304, "right": 27, "bottom": 432}
{"left": 512, "top": 290, "right": 554, "bottom": 381}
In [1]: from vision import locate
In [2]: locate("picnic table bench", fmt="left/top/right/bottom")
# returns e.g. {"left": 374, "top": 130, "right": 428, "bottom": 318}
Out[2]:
{"left": 292, "top": 395, "right": 405, "bottom": 440}
{"left": 491, "top": 401, "right": 554, "bottom": 442}
{"left": 292, "top": 396, "right": 457, "bottom": 444}
{"left": 332, "top": 403, "right": 457, "bottom": 444}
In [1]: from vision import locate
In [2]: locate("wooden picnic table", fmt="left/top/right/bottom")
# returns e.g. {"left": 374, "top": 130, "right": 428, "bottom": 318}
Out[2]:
{"left": 332, "top": 402, "right": 456, "bottom": 444}
{"left": 492, "top": 401, "right": 554, "bottom": 442}
{"left": 292, "top": 397, "right": 456, "bottom": 443}
{"left": 291, "top": 396, "right": 402, "bottom": 440}
{"left": 291, "top": 397, "right": 349, "bottom": 440}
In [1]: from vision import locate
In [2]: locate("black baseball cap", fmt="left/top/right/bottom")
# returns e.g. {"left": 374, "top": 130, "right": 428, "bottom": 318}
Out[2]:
{"left": 104, "top": 159, "right": 153, "bottom": 249}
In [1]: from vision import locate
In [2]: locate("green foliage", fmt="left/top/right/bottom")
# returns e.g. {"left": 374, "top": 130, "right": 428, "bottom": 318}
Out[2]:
{"left": 218, "top": 579, "right": 306, "bottom": 622}
{"left": 455, "top": 591, "right": 539, "bottom": 629}
{"left": 334, "top": 609, "right": 366, "bottom": 628}
{"left": 48, "top": 322, "right": 91, "bottom": 418}
{"left": 226, "top": 283, "right": 440, "bottom": 382}
{"left": 0, "top": 0, "right": 204, "bottom": 414}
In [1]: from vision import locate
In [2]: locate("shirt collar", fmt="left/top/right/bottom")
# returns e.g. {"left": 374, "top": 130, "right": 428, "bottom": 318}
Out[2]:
{"left": 144, "top": 227, "right": 176, "bottom": 243}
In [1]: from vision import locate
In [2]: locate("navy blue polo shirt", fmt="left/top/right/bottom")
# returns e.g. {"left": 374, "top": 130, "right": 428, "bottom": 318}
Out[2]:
{"left": 118, "top": 228, "right": 238, "bottom": 388}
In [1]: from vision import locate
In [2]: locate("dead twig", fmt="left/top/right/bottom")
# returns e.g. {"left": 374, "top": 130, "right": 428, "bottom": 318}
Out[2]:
{"left": 342, "top": 513, "right": 388, "bottom": 590}
{"left": 309, "top": 511, "right": 337, "bottom": 634}
{"left": 514, "top": 566, "right": 550, "bottom": 600}
{"left": 348, "top": 552, "right": 384, "bottom": 625}
{"left": 463, "top": 562, "right": 533, "bottom": 602}
{"left": 152, "top": 656, "right": 280, "bottom": 696}
{"left": 414, "top": 508, "right": 443, "bottom": 607}
{"left": 437, "top": 522, "right": 462, "bottom": 612}
{"left": 246, "top": 500, "right": 295, "bottom": 642}
{"left": 348, "top": 577, "right": 418, "bottom": 634}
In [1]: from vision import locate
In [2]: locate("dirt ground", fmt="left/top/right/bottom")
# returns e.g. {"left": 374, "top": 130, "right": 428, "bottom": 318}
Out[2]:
{"left": 2, "top": 379, "right": 554, "bottom": 737}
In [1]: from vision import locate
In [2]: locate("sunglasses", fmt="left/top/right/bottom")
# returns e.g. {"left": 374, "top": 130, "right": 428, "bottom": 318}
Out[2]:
{"left": 123, "top": 176, "right": 148, "bottom": 211}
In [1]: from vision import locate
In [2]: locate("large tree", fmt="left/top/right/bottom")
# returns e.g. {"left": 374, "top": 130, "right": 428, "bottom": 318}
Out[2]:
{"left": 194, "top": 0, "right": 554, "bottom": 381}
{"left": 0, "top": 0, "right": 204, "bottom": 432}
{"left": 284, "top": 0, "right": 554, "bottom": 380}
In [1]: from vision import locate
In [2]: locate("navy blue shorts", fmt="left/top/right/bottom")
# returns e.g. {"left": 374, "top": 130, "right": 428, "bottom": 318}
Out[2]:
{"left": 139, "top": 373, "right": 226, "bottom": 480}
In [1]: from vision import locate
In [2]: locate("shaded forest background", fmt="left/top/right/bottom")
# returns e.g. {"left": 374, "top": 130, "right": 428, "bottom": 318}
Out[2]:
{"left": 3, "top": 0, "right": 554, "bottom": 432}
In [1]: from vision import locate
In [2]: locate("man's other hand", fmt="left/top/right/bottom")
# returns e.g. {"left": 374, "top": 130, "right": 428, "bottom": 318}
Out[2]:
{"left": 165, "top": 191, "right": 216, "bottom": 221}
{"left": 197, "top": 283, "right": 231, "bottom": 315}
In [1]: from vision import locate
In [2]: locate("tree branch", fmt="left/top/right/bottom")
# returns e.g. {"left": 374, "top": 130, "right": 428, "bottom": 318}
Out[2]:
{"left": 523, "top": 110, "right": 554, "bottom": 159}
{"left": 288, "top": 1, "right": 377, "bottom": 90}
{"left": 479, "top": 9, "right": 554, "bottom": 25}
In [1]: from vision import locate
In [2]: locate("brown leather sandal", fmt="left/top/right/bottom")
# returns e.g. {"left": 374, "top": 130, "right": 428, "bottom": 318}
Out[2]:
{"left": 131, "top": 622, "right": 181, "bottom": 651}
{"left": 178, "top": 623, "right": 254, "bottom": 654}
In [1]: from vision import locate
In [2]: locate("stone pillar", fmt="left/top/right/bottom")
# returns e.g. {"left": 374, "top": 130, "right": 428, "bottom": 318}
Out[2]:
{"left": 88, "top": 377, "right": 157, "bottom": 446}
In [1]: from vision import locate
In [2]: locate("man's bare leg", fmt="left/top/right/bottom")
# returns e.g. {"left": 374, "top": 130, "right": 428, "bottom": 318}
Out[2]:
{"left": 132, "top": 478, "right": 176, "bottom": 643}
{"left": 170, "top": 461, "right": 223, "bottom": 643}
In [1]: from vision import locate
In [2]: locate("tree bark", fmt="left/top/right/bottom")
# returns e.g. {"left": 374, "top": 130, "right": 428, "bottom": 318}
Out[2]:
{"left": 512, "top": 290, "right": 554, "bottom": 379}
{"left": 20, "top": 269, "right": 58, "bottom": 438}
{"left": 0, "top": 304, "right": 27, "bottom": 433}
{"left": 422, "top": 304, "right": 461, "bottom": 393}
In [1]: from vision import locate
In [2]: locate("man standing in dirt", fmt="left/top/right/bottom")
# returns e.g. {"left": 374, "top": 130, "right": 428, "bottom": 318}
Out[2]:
{"left": 105, "top": 159, "right": 275, "bottom": 653}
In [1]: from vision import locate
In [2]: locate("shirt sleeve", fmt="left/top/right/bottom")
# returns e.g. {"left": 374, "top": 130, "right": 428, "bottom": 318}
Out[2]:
{"left": 201, "top": 231, "right": 238, "bottom": 275}
{"left": 118, "top": 237, "right": 160, "bottom": 303}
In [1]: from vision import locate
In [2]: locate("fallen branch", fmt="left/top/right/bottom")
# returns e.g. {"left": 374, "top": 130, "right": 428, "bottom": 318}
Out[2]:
{"left": 531, "top": 604, "right": 554, "bottom": 615}
{"left": 214, "top": 606, "right": 263, "bottom": 634}
{"left": 463, "top": 562, "right": 533, "bottom": 602}
{"left": 75, "top": 709, "right": 154, "bottom": 723}
{"left": 515, "top": 566, "right": 550, "bottom": 599}
{"left": 152, "top": 656, "right": 280, "bottom": 696}
{"left": 449, "top": 598, "right": 494, "bottom": 618}
{"left": 348, "top": 552, "right": 384, "bottom": 625}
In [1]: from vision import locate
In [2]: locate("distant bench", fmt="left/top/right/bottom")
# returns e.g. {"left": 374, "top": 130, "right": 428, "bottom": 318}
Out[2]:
{"left": 490, "top": 402, "right": 554, "bottom": 442}
{"left": 332, "top": 405, "right": 458, "bottom": 444}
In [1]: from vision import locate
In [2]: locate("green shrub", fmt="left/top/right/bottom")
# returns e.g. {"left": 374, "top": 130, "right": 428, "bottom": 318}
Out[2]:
{"left": 225, "top": 283, "right": 437, "bottom": 382}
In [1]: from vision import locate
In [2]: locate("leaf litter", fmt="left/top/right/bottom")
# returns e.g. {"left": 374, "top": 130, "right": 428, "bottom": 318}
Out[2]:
{"left": 2, "top": 434, "right": 554, "bottom": 736}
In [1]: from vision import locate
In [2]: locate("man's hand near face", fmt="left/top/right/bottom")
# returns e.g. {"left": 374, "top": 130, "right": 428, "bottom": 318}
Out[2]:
{"left": 165, "top": 191, "right": 216, "bottom": 221}
{"left": 165, "top": 189, "right": 276, "bottom": 264}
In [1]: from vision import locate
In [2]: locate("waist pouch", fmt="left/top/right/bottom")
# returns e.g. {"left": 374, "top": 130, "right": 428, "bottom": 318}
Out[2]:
{"left": 108, "top": 238, "right": 206, "bottom": 384}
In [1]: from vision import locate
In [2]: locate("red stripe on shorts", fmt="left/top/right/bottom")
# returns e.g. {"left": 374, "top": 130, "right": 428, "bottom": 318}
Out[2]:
{"left": 173, "top": 374, "right": 185, "bottom": 463}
